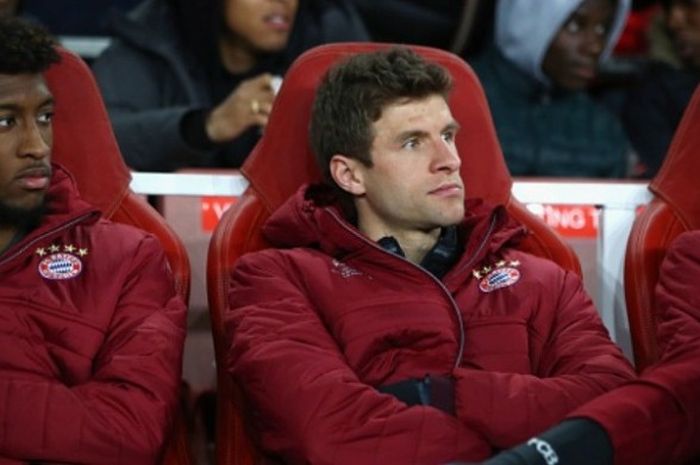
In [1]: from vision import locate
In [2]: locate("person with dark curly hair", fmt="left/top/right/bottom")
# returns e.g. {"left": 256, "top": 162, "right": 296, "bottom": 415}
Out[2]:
{"left": 0, "top": 17, "right": 186, "bottom": 464}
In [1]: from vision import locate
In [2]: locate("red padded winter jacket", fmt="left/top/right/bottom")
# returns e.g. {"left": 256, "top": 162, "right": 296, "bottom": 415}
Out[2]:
{"left": 0, "top": 165, "right": 186, "bottom": 464}
{"left": 571, "top": 230, "right": 700, "bottom": 465}
{"left": 226, "top": 184, "right": 635, "bottom": 465}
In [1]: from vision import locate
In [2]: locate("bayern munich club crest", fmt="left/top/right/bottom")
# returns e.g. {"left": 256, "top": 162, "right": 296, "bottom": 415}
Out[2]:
{"left": 38, "top": 253, "right": 82, "bottom": 280}
{"left": 474, "top": 259, "right": 521, "bottom": 293}
{"left": 36, "top": 244, "right": 87, "bottom": 280}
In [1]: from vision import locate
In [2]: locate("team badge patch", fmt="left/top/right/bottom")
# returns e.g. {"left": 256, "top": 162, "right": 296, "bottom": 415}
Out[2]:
{"left": 479, "top": 267, "right": 520, "bottom": 293}
{"left": 38, "top": 252, "right": 83, "bottom": 280}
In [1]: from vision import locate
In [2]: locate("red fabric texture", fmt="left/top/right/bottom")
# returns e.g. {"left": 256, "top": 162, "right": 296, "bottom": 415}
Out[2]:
{"left": 572, "top": 230, "right": 700, "bottom": 465}
{"left": 0, "top": 166, "right": 187, "bottom": 464}
{"left": 225, "top": 185, "right": 634, "bottom": 465}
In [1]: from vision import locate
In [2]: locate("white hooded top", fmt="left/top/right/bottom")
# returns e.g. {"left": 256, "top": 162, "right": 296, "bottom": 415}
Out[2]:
{"left": 495, "top": 0, "right": 631, "bottom": 86}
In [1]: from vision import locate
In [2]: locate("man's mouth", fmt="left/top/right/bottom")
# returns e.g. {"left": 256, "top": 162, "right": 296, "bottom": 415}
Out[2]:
{"left": 15, "top": 166, "right": 51, "bottom": 190}
{"left": 429, "top": 183, "right": 463, "bottom": 197}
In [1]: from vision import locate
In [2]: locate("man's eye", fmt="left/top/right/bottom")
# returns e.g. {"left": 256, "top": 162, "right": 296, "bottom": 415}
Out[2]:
{"left": 37, "top": 111, "right": 54, "bottom": 124}
{"left": 594, "top": 24, "right": 608, "bottom": 36}
{"left": 0, "top": 116, "right": 15, "bottom": 128}
{"left": 402, "top": 138, "right": 419, "bottom": 149}
{"left": 442, "top": 131, "right": 455, "bottom": 143}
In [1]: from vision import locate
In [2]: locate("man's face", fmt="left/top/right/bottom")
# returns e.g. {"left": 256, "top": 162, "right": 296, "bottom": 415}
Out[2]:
{"left": 542, "top": 0, "right": 615, "bottom": 90}
{"left": 667, "top": 0, "right": 700, "bottom": 69}
{"left": 223, "top": 0, "right": 299, "bottom": 54}
{"left": 0, "top": 73, "right": 53, "bottom": 221}
{"left": 348, "top": 94, "right": 464, "bottom": 239}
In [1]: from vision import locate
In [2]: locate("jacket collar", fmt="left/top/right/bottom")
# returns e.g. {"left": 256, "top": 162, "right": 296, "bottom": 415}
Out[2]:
{"left": 2, "top": 164, "right": 100, "bottom": 259}
{"left": 262, "top": 183, "right": 527, "bottom": 269}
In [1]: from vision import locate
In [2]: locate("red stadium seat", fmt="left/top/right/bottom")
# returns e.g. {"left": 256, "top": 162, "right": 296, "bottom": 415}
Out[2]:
{"left": 206, "top": 42, "right": 582, "bottom": 465}
{"left": 44, "top": 47, "right": 194, "bottom": 465}
{"left": 624, "top": 86, "right": 700, "bottom": 372}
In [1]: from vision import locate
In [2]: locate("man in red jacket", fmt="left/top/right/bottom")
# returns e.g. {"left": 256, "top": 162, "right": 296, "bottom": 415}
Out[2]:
{"left": 225, "top": 46, "right": 636, "bottom": 465}
{"left": 0, "top": 17, "right": 186, "bottom": 464}
{"left": 477, "top": 229, "right": 700, "bottom": 465}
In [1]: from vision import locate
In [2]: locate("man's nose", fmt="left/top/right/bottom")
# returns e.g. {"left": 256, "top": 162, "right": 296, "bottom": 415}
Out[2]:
{"left": 432, "top": 139, "right": 461, "bottom": 172}
{"left": 582, "top": 28, "right": 606, "bottom": 58}
{"left": 19, "top": 121, "right": 51, "bottom": 159}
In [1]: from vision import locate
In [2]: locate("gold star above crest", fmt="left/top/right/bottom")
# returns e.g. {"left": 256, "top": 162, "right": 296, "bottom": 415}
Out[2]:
{"left": 35, "top": 247, "right": 47, "bottom": 257}
{"left": 64, "top": 244, "right": 76, "bottom": 253}
{"left": 509, "top": 260, "right": 521, "bottom": 267}
{"left": 48, "top": 244, "right": 60, "bottom": 253}
{"left": 77, "top": 248, "right": 89, "bottom": 257}
{"left": 496, "top": 260, "right": 506, "bottom": 268}
{"left": 472, "top": 269, "right": 483, "bottom": 279}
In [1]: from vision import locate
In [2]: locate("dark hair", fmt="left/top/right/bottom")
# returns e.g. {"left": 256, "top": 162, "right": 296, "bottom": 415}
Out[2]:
{"left": 309, "top": 46, "right": 453, "bottom": 185}
{"left": 0, "top": 17, "right": 59, "bottom": 74}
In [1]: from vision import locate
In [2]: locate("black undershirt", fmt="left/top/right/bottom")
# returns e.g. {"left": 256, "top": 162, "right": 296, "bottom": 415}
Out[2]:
{"left": 377, "top": 225, "right": 459, "bottom": 279}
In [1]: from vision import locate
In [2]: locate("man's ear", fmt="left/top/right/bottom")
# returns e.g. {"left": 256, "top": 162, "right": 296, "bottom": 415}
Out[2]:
{"left": 329, "top": 154, "right": 366, "bottom": 195}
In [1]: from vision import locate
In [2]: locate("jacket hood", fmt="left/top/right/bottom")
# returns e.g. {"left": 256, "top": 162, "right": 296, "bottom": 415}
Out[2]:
{"left": 262, "top": 184, "right": 526, "bottom": 261}
{"left": 495, "top": 0, "right": 630, "bottom": 86}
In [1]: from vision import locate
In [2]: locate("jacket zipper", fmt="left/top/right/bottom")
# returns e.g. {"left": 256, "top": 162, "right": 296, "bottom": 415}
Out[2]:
{"left": 326, "top": 209, "right": 498, "bottom": 370}
{"left": 0, "top": 212, "right": 96, "bottom": 268}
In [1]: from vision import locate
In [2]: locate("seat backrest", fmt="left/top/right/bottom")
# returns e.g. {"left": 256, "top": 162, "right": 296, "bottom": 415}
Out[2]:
{"left": 44, "top": 47, "right": 193, "bottom": 465}
{"left": 624, "top": 85, "right": 700, "bottom": 371}
{"left": 207, "top": 42, "right": 582, "bottom": 465}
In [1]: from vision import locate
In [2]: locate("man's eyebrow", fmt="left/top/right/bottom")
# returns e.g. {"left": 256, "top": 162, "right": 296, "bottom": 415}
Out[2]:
{"left": 39, "top": 97, "right": 55, "bottom": 108}
{"left": 0, "top": 97, "right": 55, "bottom": 111}
{"left": 443, "top": 121, "right": 461, "bottom": 132}
{"left": 394, "top": 129, "right": 428, "bottom": 144}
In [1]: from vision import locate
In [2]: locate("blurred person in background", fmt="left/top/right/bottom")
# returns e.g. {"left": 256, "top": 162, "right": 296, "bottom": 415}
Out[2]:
{"left": 92, "top": 0, "right": 368, "bottom": 172}
{"left": 472, "top": 0, "right": 631, "bottom": 178}
{"left": 622, "top": 0, "right": 700, "bottom": 178}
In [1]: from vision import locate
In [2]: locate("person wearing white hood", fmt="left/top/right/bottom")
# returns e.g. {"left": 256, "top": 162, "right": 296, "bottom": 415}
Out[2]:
{"left": 472, "top": 0, "right": 631, "bottom": 178}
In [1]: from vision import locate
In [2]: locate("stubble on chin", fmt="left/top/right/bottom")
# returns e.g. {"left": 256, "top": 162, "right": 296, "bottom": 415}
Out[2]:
{"left": 0, "top": 199, "right": 46, "bottom": 232}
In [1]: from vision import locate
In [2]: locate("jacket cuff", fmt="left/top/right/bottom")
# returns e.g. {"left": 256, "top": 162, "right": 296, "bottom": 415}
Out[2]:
{"left": 483, "top": 419, "right": 613, "bottom": 465}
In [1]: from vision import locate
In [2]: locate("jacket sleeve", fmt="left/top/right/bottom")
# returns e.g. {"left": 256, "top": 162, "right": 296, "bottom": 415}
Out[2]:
{"left": 0, "top": 236, "right": 187, "bottom": 465}
{"left": 91, "top": 41, "right": 206, "bottom": 172}
{"left": 453, "top": 270, "right": 635, "bottom": 448}
{"left": 226, "top": 251, "right": 491, "bottom": 465}
{"left": 569, "top": 231, "right": 700, "bottom": 465}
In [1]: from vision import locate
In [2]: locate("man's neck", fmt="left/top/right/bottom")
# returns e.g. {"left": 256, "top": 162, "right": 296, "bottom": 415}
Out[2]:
{"left": 360, "top": 222, "right": 441, "bottom": 264}
{"left": 0, "top": 226, "right": 19, "bottom": 257}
